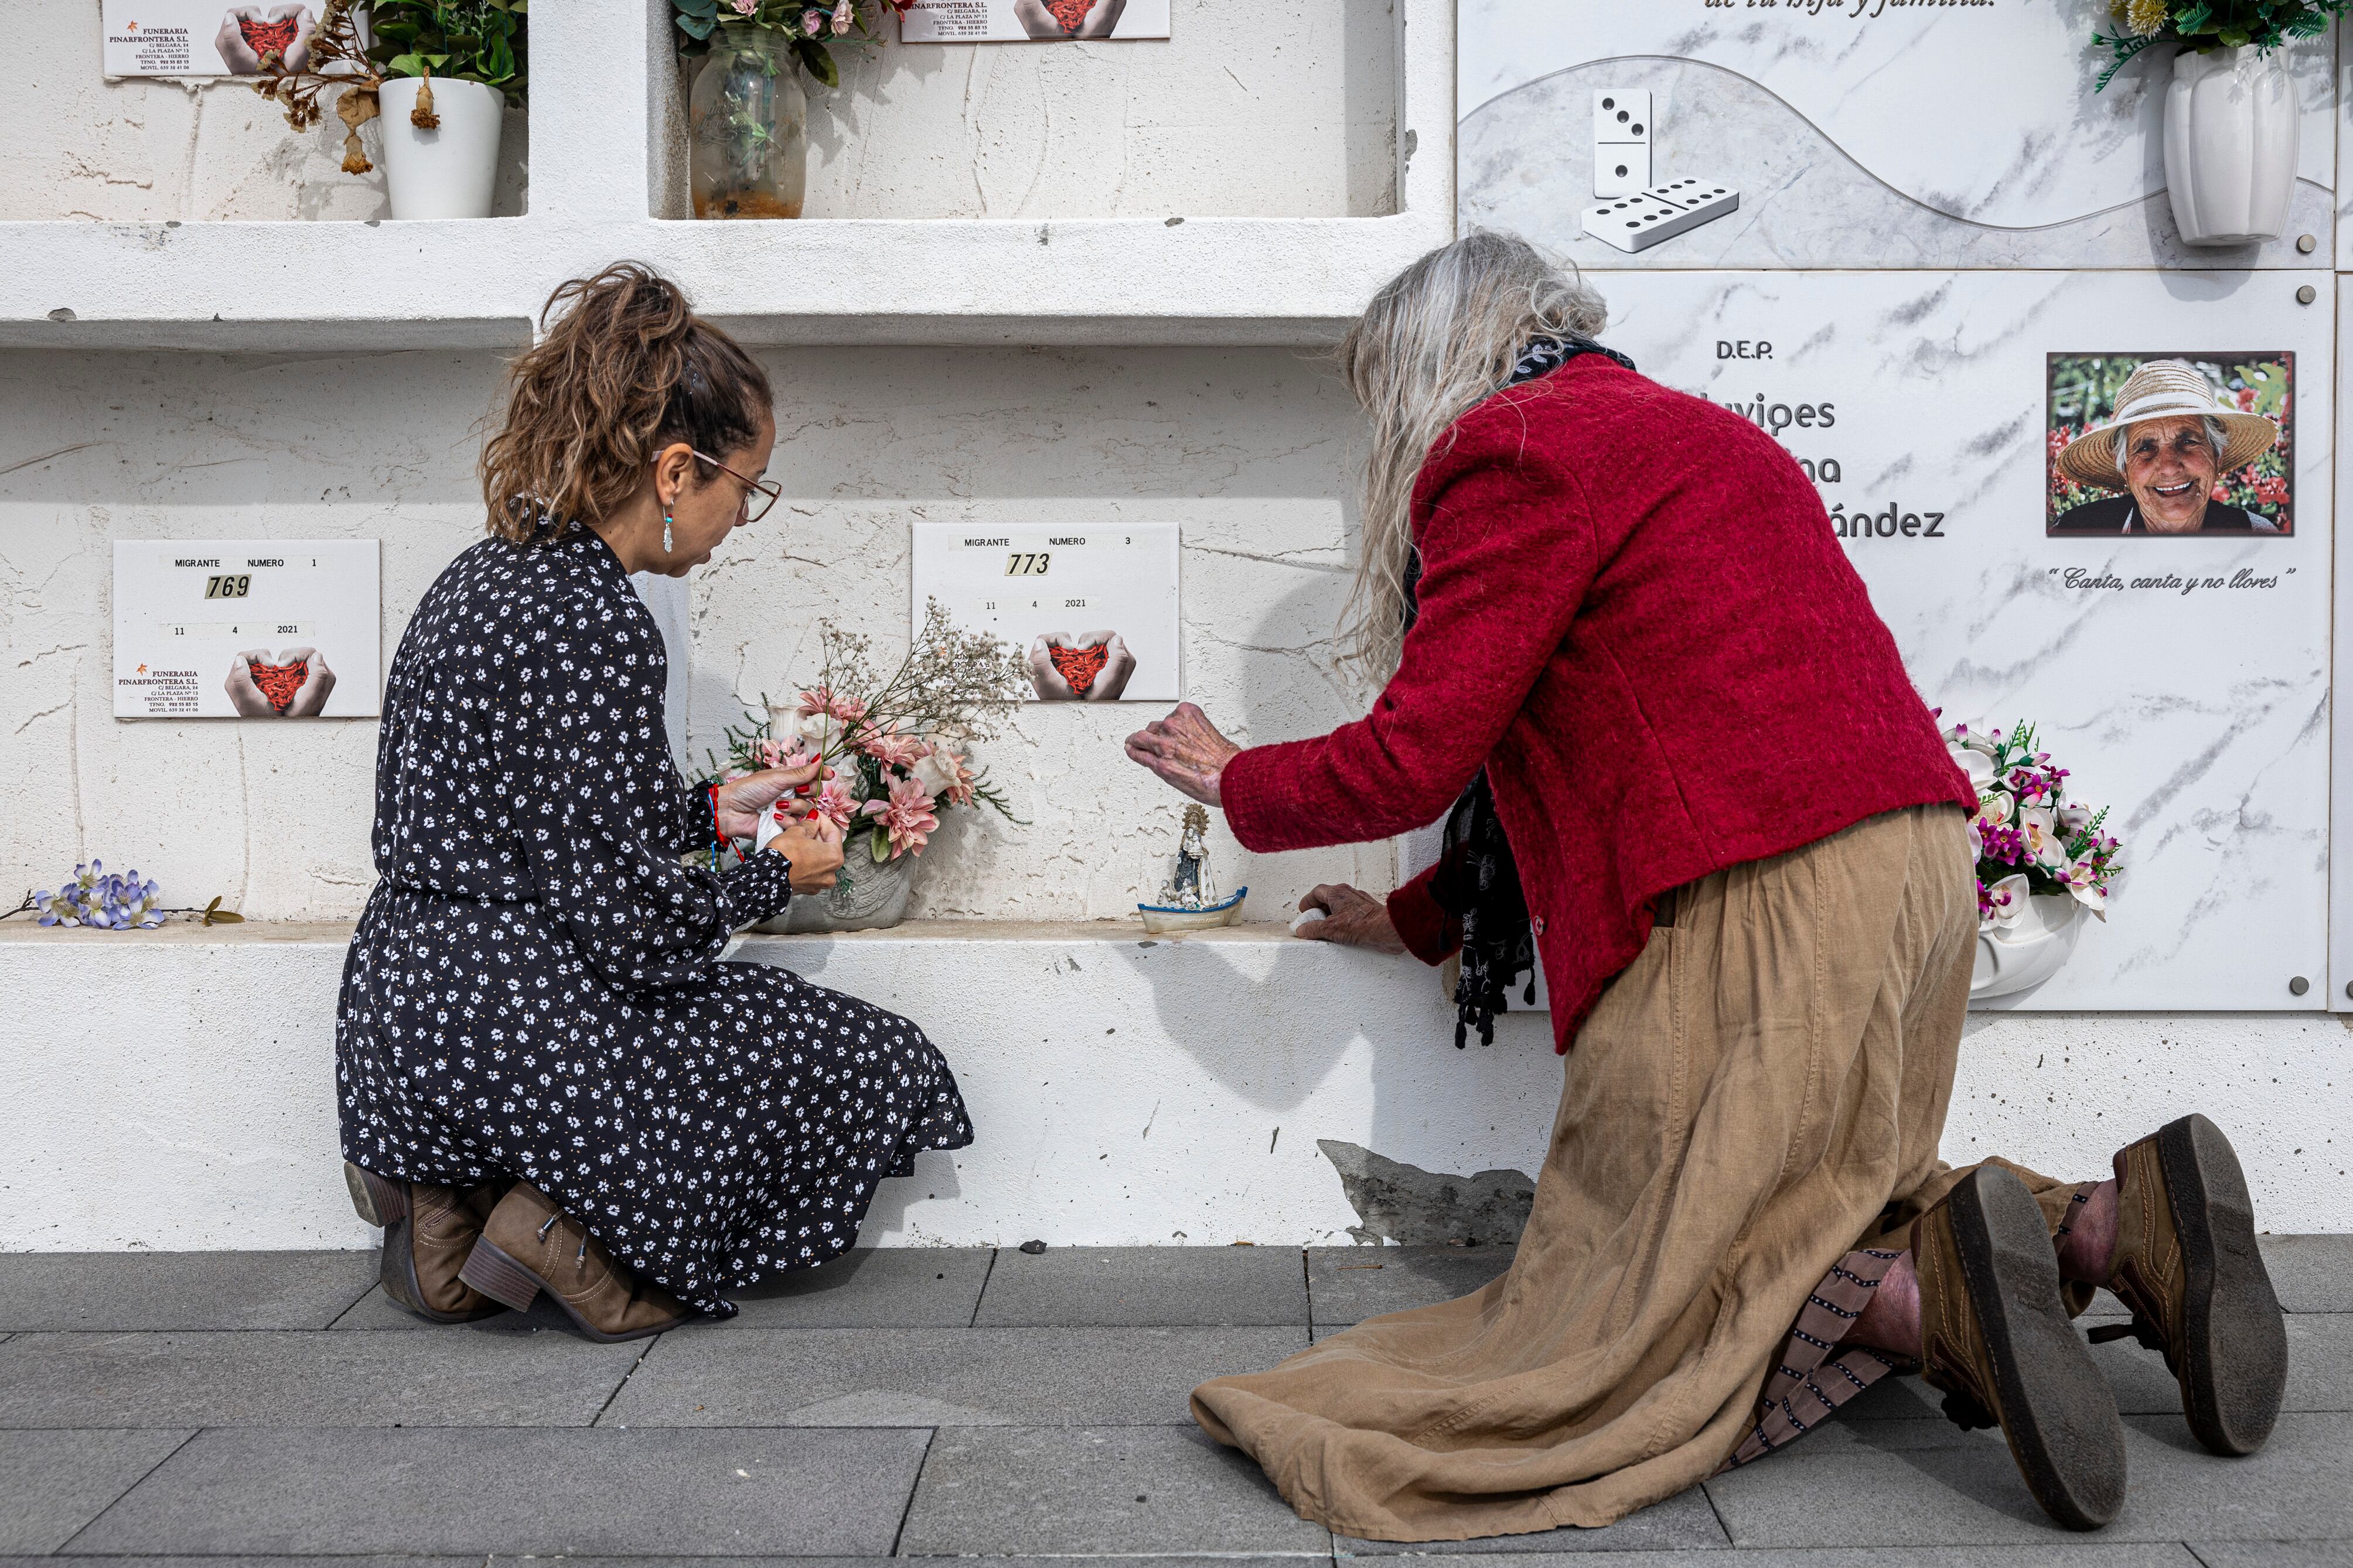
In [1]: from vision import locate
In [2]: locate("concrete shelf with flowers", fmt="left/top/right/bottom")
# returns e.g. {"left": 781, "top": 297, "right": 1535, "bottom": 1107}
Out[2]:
{"left": 0, "top": 0, "right": 1450, "bottom": 352}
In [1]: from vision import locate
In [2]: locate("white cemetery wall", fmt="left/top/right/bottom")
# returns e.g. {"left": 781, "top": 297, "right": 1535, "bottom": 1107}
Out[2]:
{"left": 6, "top": 0, "right": 1388, "bottom": 223}
{"left": 0, "top": 342, "right": 1390, "bottom": 923}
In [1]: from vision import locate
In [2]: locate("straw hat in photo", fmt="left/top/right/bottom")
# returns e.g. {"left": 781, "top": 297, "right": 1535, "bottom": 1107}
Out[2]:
{"left": 2054, "top": 358, "right": 2280, "bottom": 491}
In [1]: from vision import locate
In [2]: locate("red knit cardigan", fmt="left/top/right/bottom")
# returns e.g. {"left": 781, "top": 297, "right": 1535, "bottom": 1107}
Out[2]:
{"left": 1220, "top": 356, "right": 1976, "bottom": 1053}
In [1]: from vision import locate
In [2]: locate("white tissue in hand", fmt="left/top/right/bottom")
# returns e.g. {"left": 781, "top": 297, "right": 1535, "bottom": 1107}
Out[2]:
{"left": 1290, "top": 906, "right": 1329, "bottom": 935}
{"left": 753, "top": 808, "right": 787, "bottom": 852}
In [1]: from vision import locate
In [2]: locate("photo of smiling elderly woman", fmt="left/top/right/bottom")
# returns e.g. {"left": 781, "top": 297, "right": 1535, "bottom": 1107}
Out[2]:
{"left": 2047, "top": 354, "right": 2290, "bottom": 536}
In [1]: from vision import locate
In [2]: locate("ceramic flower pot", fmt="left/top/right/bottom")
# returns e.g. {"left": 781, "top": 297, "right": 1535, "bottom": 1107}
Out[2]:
{"left": 375, "top": 77, "right": 506, "bottom": 220}
{"left": 2164, "top": 45, "right": 2298, "bottom": 246}
{"left": 1972, "top": 893, "right": 2086, "bottom": 999}
{"left": 753, "top": 848, "right": 918, "bottom": 934}
{"left": 690, "top": 25, "right": 809, "bottom": 220}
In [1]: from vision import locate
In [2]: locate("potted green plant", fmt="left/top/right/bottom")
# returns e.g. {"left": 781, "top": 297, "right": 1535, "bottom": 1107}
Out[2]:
{"left": 670, "top": 0, "right": 906, "bottom": 220}
{"left": 2093, "top": 1, "right": 2341, "bottom": 245}
{"left": 255, "top": 0, "right": 526, "bottom": 220}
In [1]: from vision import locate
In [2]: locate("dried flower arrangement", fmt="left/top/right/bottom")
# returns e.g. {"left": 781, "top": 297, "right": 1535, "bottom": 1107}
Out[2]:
{"left": 711, "top": 600, "right": 1027, "bottom": 868}
{"left": 2093, "top": 0, "right": 2346, "bottom": 88}
{"left": 251, "top": 0, "right": 527, "bottom": 176}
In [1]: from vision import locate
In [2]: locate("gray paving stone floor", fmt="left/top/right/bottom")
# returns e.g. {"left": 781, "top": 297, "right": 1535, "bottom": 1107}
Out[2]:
{"left": 0, "top": 1236, "right": 2344, "bottom": 1564}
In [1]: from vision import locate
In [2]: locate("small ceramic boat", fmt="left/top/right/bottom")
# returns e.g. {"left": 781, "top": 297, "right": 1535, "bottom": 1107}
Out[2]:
{"left": 1137, "top": 887, "right": 1247, "bottom": 934}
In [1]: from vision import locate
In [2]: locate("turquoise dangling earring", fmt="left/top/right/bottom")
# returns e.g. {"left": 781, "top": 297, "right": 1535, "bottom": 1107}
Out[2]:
{"left": 662, "top": 508, "right": 674, "bottom": 554}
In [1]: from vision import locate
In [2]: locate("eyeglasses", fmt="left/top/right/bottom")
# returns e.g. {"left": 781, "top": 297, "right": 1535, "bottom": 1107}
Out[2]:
{"left": 691, "top": 449, "right": 783, "bottom": 523}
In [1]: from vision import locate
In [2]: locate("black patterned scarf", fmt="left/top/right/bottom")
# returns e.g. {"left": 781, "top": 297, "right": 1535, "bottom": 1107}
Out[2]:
{"left": 1403, "top": 333, "right": 1636, "bottom": 1047}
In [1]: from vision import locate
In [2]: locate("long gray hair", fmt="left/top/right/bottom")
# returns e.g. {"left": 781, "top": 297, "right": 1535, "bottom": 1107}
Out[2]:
{"left": 1334, "top": 232, "right": 1610, "bottom": 683}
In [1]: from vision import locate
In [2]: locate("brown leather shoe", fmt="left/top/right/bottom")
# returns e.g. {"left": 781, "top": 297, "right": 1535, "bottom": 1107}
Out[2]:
{"left": 2091, "top": 1114, "right": 2287, "bottom": 1457}
{"left": 456, "top": 1180, "right": 694, "bottom": 1342}
{"left": 344, "top": 1162, "right": 509, "bottom": 1324}
{"left": 1915, "top": 1163, "right": 2126, "bottom": 1531}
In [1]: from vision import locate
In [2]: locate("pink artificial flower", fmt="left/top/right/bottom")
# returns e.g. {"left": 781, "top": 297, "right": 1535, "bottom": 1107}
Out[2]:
{"left": 861, "top": 774, "right": 939, "bottom": 857}
{"left": 729, "top": 0, "right": 758, "bottom": 13}
{"left": 939, "top": 750, "right": 976, "bottom": 807}
{"left": 858, "top": 727, "right": 932, "bottom": 770}
{"left": 806, "top": 774, "right": 861, "bottom": 829}
{"left": 803, "top": 7, "right": 827, "bottom": 34}
{"left": 830, "top": 0, "right": 854, "bottom": 33}
{"left": 796, "top": 687, "right": 867, "bottom": 725}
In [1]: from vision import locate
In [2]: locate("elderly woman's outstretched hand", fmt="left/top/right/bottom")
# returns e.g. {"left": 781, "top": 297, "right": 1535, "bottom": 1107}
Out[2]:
{"left": 1293, "top": 884, "right": 1409, "bottom": 953}
{"left": 1125, "top": 702, "right": 1241, "bottom": 806}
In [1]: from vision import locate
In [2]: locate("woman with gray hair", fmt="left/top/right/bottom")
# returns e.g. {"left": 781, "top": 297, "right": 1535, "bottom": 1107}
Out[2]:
{"left": 2051, "top": 358, "right": 2283, "bottom": 534}
{"left": 1126, "top": 234, "right": 2284, "bottom": 1539}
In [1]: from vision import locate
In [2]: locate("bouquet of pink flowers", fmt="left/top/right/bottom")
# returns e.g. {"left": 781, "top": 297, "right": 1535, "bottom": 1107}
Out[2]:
{"left": 713, "top": 599, "right": 1025, "bottom": 867}
{"left": 1942, "top": 718, "right": 2122, "bottom": 931}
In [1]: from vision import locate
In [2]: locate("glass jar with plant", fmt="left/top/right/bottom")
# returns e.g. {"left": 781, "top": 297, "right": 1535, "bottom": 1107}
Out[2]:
{"left": 254, "top": 0, "right": 526, "bottom": 220}
{"left": 671, "top": 0, "right": 907, "bottom": 220}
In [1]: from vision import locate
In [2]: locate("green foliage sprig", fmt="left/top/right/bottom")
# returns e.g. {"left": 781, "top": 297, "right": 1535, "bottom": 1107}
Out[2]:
{"left": 2094, "top": 0, "right": 2346, "bottom": 90}
{"left": 671, "top": 0, "right": 908, "bottom": 88}
{"left": 368, "top": 0, "right": 528, "bottom": 103}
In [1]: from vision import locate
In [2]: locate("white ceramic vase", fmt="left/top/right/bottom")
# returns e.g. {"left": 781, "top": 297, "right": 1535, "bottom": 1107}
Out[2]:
{"left": 2163, "top": 45, "right": 2298, "bottom": 246}
{"left": 1971, "top": 893, "right": 2088, "bottom": 999}
{"left": 375, "top": 77, "right": 506, "bottom": 220}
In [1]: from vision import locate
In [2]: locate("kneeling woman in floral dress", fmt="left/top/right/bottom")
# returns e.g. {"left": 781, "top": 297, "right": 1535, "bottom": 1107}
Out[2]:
{"left": 337, "top": 263, "right": 973, "bottom": 1341}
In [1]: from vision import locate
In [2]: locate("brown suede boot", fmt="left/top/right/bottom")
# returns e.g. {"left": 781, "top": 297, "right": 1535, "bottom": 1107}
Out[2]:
{"left": 345, "top": 1161, "right": 509, "bottom": 1324}
{"left": 2091, "top": 1114, "right": 2287, "bottom": 1457}
{"left": 456, "top": 1180, "right": 694, "bottom": 1342}
{"left": 1915, "top": 1163, "right": 2126, "bottom": 1531}
{"left": 387, "top": 1180, "right": 511, "bottom": 1323}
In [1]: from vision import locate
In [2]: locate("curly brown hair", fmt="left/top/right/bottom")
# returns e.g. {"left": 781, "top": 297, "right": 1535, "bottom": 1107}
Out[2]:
{"left": 480, "top": 262, "right": 773, "bottom": 542}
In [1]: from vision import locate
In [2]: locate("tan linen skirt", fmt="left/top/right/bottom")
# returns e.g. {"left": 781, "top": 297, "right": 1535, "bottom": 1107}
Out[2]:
{"left": 1192, "top": 803, "right": 2082, "bottom": 1542}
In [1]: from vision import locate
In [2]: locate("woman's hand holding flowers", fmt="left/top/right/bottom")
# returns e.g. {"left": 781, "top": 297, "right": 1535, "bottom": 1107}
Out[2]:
{"left": 1124, "top": 702, "right": 1242, "bottom": 806}
{"left": 715, "top": 761, "right": 827, "bottom": 839}
{"left": 768, "top": 812, "right": 846, "bottom": 893}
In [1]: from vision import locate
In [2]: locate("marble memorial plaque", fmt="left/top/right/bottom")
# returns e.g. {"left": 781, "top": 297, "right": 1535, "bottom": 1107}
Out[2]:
{"left": 1571, "top": 271, "right": 2329, "bottom": 1010}
{"left": 912, "top": 522, "right": 1181, "bottom": 703}
{"left": 2330, "top": 275, "right": 2353, "bottom": 1010}
{"left": 899, "top": 0, "right": 1170, "bottom": 42}
{"left": 112, "top": 540, "right": 381, "bottom": 719}
{"left": 1459, "top": 1, "right": 2334, "bottom": 270}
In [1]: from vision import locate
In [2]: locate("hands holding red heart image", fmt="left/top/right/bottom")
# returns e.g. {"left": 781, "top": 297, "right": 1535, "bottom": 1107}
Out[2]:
{"left": 215, "top": 6, "right": 316, "bottom": 74}
{"left": 1014, "top": 0, "right": 1126, "bottom": 37}
{"left": 1028, "top": 630, "right": 1136, "bottom": 702}
{"left": 226, "top": 647, "right": 336, "bottom": 718}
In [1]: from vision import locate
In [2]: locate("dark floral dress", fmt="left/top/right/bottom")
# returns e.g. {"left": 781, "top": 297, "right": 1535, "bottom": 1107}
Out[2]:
{"left": 336, "top": 528, "right": 973, "bottom": 1312}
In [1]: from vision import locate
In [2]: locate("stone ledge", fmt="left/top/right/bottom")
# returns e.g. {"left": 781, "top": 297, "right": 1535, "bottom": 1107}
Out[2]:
{"left": 0, "top": 917, "right": 1296, "bottom": 947}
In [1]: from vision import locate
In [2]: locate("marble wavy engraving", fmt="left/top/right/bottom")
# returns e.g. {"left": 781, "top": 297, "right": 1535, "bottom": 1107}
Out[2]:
{"left": 1462, "top": 59, "right": 2332, "bottom": 271}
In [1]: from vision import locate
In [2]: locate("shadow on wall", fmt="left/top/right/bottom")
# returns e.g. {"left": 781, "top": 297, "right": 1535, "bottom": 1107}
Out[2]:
{"left": 1318, "top": 1138, "right": 1534, "bottom": 1245}
{"left": 1110, "top": 930, "right": 1559, "bottom": 1222}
